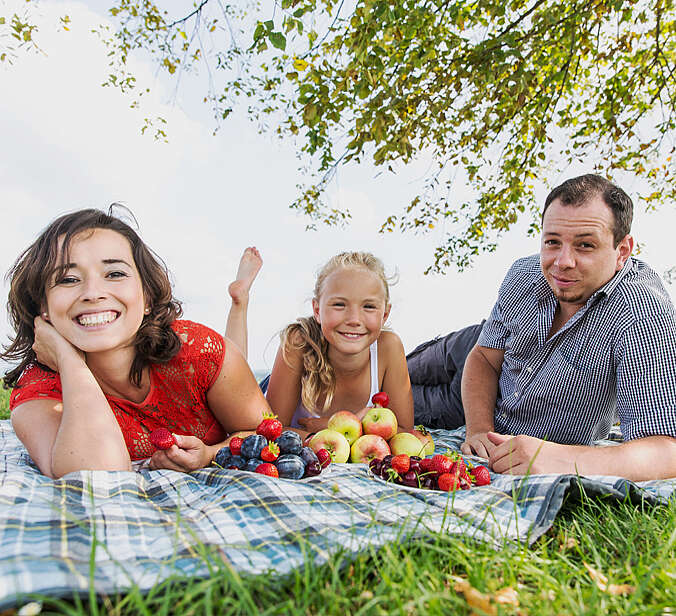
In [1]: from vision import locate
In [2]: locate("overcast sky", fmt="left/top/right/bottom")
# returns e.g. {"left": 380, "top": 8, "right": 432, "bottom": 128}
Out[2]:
{"left": 2, "top": 0, "right": 676, "bottom": 374}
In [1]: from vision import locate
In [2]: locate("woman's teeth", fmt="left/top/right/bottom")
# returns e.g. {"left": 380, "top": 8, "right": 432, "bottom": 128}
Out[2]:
{"left": 77, "top": 311, "right": 117, "bottom": 326}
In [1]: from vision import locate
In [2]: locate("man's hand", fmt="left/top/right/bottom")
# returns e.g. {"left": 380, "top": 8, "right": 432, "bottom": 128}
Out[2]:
{"left": 461, "top": 432, "right": 497, "bottom": 459}
{"left": 148, "top": 434, "right": 214, "bottom": 473}
{"left": 487, "top": 432, "right": 574, "bottom": 475}
{"left": 487, "top": 433, "right": 676, "bottom": 480}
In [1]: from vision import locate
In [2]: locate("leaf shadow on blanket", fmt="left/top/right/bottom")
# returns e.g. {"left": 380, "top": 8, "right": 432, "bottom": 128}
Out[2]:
{"left": 0, "top": 420, "right": 673, "bottom": 609}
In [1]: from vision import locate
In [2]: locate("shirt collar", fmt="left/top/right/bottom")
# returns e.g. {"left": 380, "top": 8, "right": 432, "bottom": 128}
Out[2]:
{"left": 589, "top": 256, "right": 634, "bottom": 302}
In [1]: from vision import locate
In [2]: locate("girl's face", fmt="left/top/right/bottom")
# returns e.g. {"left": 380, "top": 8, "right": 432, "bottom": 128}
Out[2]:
{"left": 312, "top": 266, "right": 390, "bottom": 356}
{"left": 44, "top": 228, "right": 146, "bottom": 356}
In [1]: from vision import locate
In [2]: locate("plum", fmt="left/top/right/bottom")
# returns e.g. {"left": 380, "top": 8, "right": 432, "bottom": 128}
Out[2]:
{"left": 276, "top": 454, "right": 305, "bottom": 479}
{"left": 240, "top": 434, "right": 268, "bottom": 459}
{"left": 275, "top": 431, "right": 303, "bottom": 455}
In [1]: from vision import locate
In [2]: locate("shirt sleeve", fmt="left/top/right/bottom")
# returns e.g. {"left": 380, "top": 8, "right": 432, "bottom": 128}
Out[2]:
{"left": 9, "top": 363, "right": 63, "bottom": 409}
{"left": 190, "top": 322, "right": 226, "bottom": 391}
{"left": 615, "top": 312, "right": 676, "bottom": 440}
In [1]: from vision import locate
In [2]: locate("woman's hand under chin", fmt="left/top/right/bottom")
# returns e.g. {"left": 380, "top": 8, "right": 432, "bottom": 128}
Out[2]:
{"left": 32, "top": 315, "right": 84, "bottom": 371}
{"left": 148, "top": 434, "right": 214, "bottom": 472}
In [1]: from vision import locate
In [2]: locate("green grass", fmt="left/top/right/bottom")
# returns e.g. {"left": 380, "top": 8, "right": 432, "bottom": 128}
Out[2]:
{"left": 0, "top": 387, "right": 9, "bottom": 420}
{"left": 28, "top": 495, "right": 675, "bottom": 615}
{"left": 1, "top": 386, "right": 673, "bottom": 614}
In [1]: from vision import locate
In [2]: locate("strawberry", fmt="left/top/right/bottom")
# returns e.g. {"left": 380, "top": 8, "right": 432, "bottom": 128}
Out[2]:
{"left": 471, "top": 465, "right": 491, "bottom": 486}
{"left": 260, "top": 442, "right": 280, "bottom": 462}
{"left": 431, "top": 453, "right": 453, "bottom": 475}
{"left": 371, "top": 391, "right": 390, "bottom": 408}
{"left": 316, "top": 448, "right": 331, "bottom": 469}
{"left": 256, "top": 413, "right": 283, "bottom": 441}
{"left": 449, "top": 459, "right": 467, "bottom": 478}
{"left": 458, "top": 473, "right": 472, "bottom": 490}
{"left": 229, "top": 436, "right": 243, "bottom": 456}
{"left": 438, "top": 472, "right": 461, "bottom": 492}
{"left": 255, "top": 463, "right": 279, "bottom": 478}
{"left": 419, "top": 457, "right": 435, "bottom": 473}
{"left": 391, "top": 454, "right": 410, "bottom": 475}
{"left": 149, "top": 428, "right": 175, "bottom": 450}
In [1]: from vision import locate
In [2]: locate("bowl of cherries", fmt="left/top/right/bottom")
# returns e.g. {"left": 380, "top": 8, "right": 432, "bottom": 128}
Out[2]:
{"left": 368, "top": 451, "right": 491, "bottom": 493}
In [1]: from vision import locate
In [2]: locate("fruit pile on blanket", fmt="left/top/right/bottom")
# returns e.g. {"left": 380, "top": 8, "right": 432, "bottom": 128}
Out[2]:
{"left": 304, "top": 391, "right": 491, "bottom": 492}
{"left": 212, "top": 414, "right": 331, "bottom": 480}
{"left": 307, "top": 392, "right": 435, "bottom": 464}
{"left": 369, "top": 451, "right": 491, "bottom": 492}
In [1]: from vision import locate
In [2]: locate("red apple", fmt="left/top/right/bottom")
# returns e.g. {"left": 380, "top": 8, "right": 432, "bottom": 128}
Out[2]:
{"left": 410, "top": 426, "right": 435, "bottom": 457}
{"left": 371, "top": 391, "right": 390, "bottom": 408}
{"left": 389, "top": 432, "right": 428, "bottom": 457}
{"left": 350, "top": 434, "right": 391, "bottom": 463}
{"left": 361, "top": 406, "right": 398, "bottom": 440}
{"left": 327, "top": 410, "right": 363, "bottom": 445}
{"left": 308, "top": 429, "right": 351, "bottom": 463}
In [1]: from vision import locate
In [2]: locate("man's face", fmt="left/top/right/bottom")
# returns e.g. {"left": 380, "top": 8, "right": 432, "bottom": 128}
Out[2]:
{"left": 540, "top": 195, "right": 633, "bottom": 308}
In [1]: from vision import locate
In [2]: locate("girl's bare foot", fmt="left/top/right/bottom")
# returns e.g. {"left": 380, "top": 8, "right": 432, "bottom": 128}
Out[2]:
{"left": 228, "top": 247, "right": 262, "bottom": 306}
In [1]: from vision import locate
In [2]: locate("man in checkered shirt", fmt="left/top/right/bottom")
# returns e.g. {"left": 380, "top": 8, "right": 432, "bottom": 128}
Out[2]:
{"left": 420, "top": 174, "right": 676, "bottom": 480}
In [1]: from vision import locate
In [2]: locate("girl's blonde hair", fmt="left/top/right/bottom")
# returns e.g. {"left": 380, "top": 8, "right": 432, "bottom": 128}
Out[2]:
{"left": 280, "top": 252, "right": 391, "bottom": 414}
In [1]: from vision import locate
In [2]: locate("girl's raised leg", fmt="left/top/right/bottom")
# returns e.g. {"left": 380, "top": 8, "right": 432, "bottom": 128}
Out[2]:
{"left": 225, "top": 247, "right": 262, "bottom": 360}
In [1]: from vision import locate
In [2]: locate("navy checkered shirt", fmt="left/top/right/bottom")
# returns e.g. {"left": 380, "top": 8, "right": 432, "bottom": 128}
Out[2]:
{"left": 478, "top": 255, "right": 676, "bottom": 445}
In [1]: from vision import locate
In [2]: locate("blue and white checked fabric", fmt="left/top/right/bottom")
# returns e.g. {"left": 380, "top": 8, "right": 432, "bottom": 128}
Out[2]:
{"left": 479, "top": 255, "right": 676, "bottom": 444}
{"left": 1, "top": 420, "right": 674, "bottom": 609}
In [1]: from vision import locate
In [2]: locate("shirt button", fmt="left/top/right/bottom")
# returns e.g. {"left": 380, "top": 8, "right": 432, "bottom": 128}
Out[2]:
{"left": 514, "top": 392, "right": 519, "bottom": 399}
{"left": 526, "top": 367, "right": 533, "bottom": 373}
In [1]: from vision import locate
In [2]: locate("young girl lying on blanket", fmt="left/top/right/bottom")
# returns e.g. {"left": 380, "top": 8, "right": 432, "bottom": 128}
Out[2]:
{"left": 262, "top": 251, "right": 414, "bottom": 434}
{"left": 2, "top": 207, "right": 268, "bottom": 477}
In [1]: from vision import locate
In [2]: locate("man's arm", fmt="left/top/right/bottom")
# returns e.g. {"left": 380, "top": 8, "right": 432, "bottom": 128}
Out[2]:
{"left": 460, "top": 344, "right": 505, "bottom": 458}
{"left": 487, "top": 432, "right": 676, "bottom": 480}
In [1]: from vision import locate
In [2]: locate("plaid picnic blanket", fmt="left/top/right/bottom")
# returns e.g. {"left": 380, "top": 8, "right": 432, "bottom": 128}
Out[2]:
{"left": 0, "top": 419, "right": 674, "bottom": 609}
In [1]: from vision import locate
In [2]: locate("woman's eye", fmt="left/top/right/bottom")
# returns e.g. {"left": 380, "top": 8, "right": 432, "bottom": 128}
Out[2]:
{"left": 107, "top": 270, "right": 128, "bottom": 279}
{"left": 56, "top": 276, "right": 78, "bottom": 285}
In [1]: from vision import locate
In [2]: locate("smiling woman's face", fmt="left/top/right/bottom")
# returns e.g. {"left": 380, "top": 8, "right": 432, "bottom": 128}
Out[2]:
{"left": 44, "top": 228, "right": 146, "bottom": 355}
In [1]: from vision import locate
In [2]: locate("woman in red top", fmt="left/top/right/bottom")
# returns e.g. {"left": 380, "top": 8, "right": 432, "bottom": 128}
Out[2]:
{"left": 3, "top": 207, "right": 267, "bottom": 478}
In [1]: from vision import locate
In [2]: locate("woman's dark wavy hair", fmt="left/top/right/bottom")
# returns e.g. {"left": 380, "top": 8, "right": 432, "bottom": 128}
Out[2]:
{"left": 2, "top": 205, "right": 183, "bottom": 388}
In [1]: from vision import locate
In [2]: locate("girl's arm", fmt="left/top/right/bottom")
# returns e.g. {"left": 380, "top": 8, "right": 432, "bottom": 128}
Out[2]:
{"left": 379, "top": 331, "right": 415, "bottom": 431}
{"left": 265, "top": 338, "right": 304, "bottom": 427}
{"left": 11, "top": 316, "right": 131, "bottom": 478}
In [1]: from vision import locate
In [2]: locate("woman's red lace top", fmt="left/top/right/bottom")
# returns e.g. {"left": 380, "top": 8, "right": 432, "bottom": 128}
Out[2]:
{"left": 9, "top": 320, "right": 227, "bottom": 460}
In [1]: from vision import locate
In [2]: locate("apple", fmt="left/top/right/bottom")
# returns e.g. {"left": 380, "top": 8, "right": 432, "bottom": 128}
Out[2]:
{"left": 389, "top": 432, "right": 428, "bottom": 457}
{"left": 350, "top": 434, "right": 391, "bottom": 463}
{"left": 410, "top": 426, "right": 435, "bottom": 457}
{"left": 371, "top": 391, "right": 390, "bottom": 408}
{"left": 361, "top": 406, "right": 398, "bottom": 440}
{"left": 308, "top": 429, "right": 351, "bottom": 463}
{"left": 327, "top": 410, "right": 363, "bottom": 445}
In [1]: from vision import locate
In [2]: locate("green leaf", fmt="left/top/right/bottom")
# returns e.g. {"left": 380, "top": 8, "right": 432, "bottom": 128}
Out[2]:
{"left": 268, "top": 31, "right": 286, "bottom": 50}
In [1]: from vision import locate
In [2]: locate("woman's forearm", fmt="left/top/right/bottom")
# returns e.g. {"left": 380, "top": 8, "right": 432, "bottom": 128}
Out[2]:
{"left": 52, "top": 355, "right": 131, "bottom": 476}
